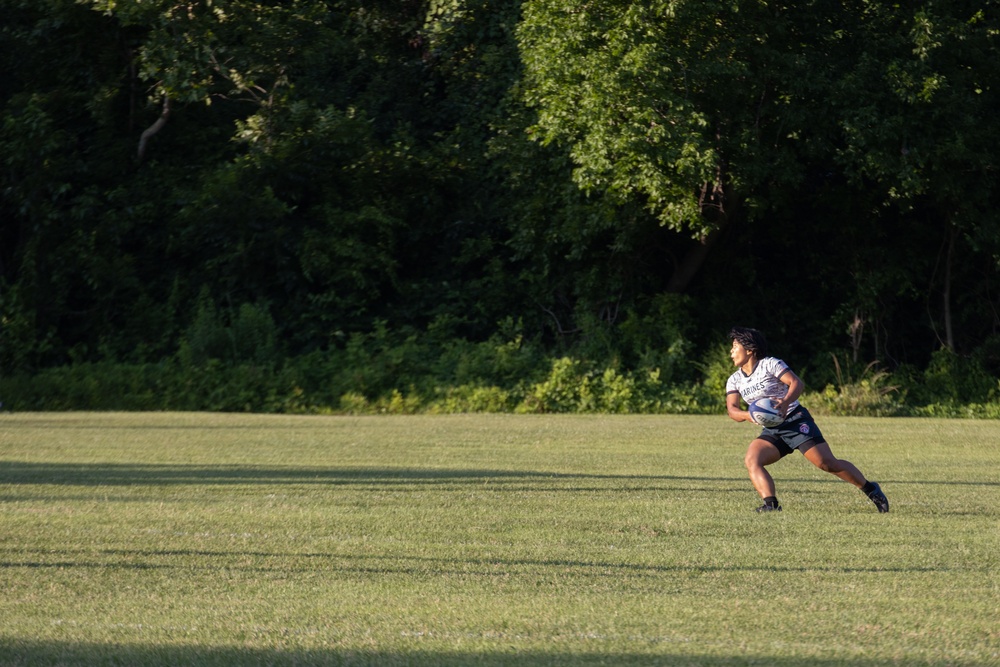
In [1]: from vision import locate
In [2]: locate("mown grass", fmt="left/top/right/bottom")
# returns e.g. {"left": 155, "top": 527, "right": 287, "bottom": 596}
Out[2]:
{"left": 0, "top": 412, "right": 997, "bottom": 666}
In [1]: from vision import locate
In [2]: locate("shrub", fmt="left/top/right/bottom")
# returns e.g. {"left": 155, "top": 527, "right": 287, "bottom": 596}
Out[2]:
{"left": 695, "top": 342, "right": 735, "bottom": 400}
{"left": 918, "top": 347, "right": 996, "bottom": 405}
{"left": 426, "top": 385, "right": 515, "bottom": 413}
{"left": 337, "top": 389, "right": 423, "bottom": 415}
{"left": 911, "top": 401, "right": 1000, "bottom": 419}
{"left": 617, "top": 293, "right": 696, "bottom": 384}
{"left": 518, "top": 357, "right": 585, "bottom": 413}
{"left": 807, "top": 355, "right": 905, "bottom": 417}
{"left": 0, "top": 362, "right": 163, "bottom": 411}
{"left": 181, "top": 295, "right": 280, "bottom": 368}
{"left": 2, "top": 318, "right": 997, "bottom": 417}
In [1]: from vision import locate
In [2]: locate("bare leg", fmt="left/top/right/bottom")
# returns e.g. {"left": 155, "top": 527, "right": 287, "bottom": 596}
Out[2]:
{"left": 800, "top": 441, "right": 867, "bottom": 488}
{"left": 744, "top": 439, "right": 784, "bottom": 499}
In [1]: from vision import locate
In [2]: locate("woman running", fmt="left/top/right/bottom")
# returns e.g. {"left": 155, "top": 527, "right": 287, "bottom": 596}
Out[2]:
{"left": 725, "top": 326, "right": 889, "bottom": 513}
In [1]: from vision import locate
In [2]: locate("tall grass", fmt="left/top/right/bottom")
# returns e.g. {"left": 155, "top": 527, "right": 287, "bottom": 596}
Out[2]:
{"left": 0, "top": 413, "right": 997, "bottom": 666}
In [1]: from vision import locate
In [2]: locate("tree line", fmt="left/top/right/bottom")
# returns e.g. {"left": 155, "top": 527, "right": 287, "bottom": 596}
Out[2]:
{"left": 2, "top": 1, "right": 999, "bottom": 412}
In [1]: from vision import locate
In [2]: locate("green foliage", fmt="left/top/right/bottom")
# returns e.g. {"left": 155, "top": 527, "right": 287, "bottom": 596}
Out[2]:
{"left": 515, "top": 357, "right": 711, "bottom": 415}
{"left": 0, "top": 362, "right": 163, "bottom": 411}
{"left": 3, "top": 0, "right": 1000, "bottom": 417}
{"left": 231, "top": 302, "right": 280, "bottom": 367}
{"left": 694, "top": 342, "right": 735, "bottom": 401}
{"left": 914, "top": 347, "right": 998, "bottom": 406}
{"left": 338, "top": 388, "right": 424, "bottom": 415}
{"left": 516, "top": 0, "right": 870, "bottom": 234}
{"left": 807, "top": 356, "right": 906, "bottom": 418}
{"left": 180, "top": 292, "right": 229, "bottom": 367}
{"left": 430, "top": 318, "right": 546, "bottom": 390}
{"left": 428, "top": 385, "right": 516, "bottom": 414}
{"left": 0, "top": 282, "right": 47, "bottom": 374}
{"left": 802, "top": 348, "right": 1000, "bottom": 418}
{"left": 910, "top": 401, "right": 1000, "bottom": 419}
{"left": 180, "top": 293, "right": 279, "bottom": 368}
{"left": 518, "top": 356, "right": 587, "bottom": 413}
{"left": 4, "top": 334, "right": 1000, "bottom": 417}
{"left": 518, "top": 0, "right": 718, "bottom": 231}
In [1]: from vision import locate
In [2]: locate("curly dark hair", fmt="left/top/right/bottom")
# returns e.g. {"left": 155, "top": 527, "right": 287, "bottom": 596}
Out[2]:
{"left": 728, "top": 327, "right": 769, "bottom": 358}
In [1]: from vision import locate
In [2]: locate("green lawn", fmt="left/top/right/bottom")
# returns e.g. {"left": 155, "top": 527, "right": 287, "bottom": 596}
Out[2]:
{"left": 0, "top": 412, "right": 997, "bottom": 666}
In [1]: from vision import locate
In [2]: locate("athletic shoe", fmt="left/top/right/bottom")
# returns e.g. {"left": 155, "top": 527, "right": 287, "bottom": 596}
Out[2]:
{"left": 755, "top": 503, "right": 782, "bottom": 513}
{"left": 866, "top": 482, "right": 889, "bottom": 513}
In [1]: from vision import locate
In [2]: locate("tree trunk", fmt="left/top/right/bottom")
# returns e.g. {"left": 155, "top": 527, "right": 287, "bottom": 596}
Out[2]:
{"left": 137, "top": 96, "right": 171, "bottom": 163}
{"left": 666, "top": 224, "right": 725, "bottom": 293}
{"left": 666, "top": 182, "right": 736, "bottom": 293}
{"left": 943, "top": 224, "right": 955, "bottom": 351}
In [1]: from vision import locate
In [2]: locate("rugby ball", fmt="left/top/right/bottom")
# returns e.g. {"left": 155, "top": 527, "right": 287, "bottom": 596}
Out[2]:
{"left": 748, "top": 398, "right": 784, "bottom": 428}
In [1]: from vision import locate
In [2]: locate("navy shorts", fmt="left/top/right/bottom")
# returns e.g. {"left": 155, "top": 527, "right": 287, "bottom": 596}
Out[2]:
{"left": 758, "top": 406, "right": 824, "bottom": 457}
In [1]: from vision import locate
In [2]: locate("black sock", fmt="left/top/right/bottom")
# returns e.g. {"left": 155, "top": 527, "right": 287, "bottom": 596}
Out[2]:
{"left": 763, "top": 496, "right": 779, "bottom": 508}
{"left": 861, "top": 481, "right": 875, "bottom": 495}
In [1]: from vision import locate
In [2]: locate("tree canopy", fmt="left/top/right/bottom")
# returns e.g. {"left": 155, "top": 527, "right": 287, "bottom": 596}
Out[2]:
{"left": 2, "top": 0, "right": 999, "bottom": 404}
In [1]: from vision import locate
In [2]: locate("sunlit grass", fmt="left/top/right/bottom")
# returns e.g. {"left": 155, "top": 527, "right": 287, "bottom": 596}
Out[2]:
{"left": 0, "top": 412, "right": 997, "bottom": 666}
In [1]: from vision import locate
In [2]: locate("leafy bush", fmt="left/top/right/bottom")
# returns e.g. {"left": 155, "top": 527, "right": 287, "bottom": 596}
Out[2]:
{"left": 439, "top": 318, "right": 546, "bottom": 389}
{"left": 518, "top": 357, "right": 585, "bottom": 413}
{"left": 917, "top": 347, "right": 997, "bottom": 405}
{"left": 514, "top": 357, "right": 717, "bottom": 414}
{"left": 807, "top": 356, "right": 905, "bottom": 417}
{"left": 617, "top": 293, "right": 697, "bottom": 384}
{"left": 427, "top": 385, "right": 516, "bottom": 414}
{"left": 330, "top": 321, "right": 433, "bottom": 400}
{"left": 164, "top": 360, "right": 297, "bottom": 413}
{"left": 695, "top": 342, "right": 735, "bottom": 400}
{"left": 2, "top": 319, "right": 998, "bottom": 417}
{"left": 910, "top": 401, "right": 1000, "bottom": 419}
{"left": 0, "top": 362, "right": 163, "bottom": 411}
{"left": 0, "top": 282, "right": 46, "bottom": 374}
{"left": 337, "top": 389, "right": 423, "bottom": 415}
{"left": 181, "top": 294, "right": 280, "bottom": 367}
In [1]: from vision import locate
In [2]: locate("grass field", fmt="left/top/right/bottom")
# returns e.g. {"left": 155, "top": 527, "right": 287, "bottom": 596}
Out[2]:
{"left": 0, "top": 412, "right": 997, "bottom": 666}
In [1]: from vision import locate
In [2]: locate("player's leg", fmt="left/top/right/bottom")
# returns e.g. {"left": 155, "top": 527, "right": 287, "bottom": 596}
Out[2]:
{"left": 745, "top": 438, "right": 784, "bottom": 510}
{"left": 800, "top": 440, "right": 889, "bottom": 512}
{"left": 799, "top": 440, "right": 866, "bottom": 486}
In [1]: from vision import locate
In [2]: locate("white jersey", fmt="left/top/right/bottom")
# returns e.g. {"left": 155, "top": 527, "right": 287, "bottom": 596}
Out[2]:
{"left": 726, "top": 356, "right": 799, "bottom": 409}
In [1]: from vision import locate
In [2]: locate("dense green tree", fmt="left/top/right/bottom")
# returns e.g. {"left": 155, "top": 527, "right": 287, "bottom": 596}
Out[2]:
{"left": 832, "top": 5, "right": 1000, "bottom": 354}
{"left": 517, "top": 0, "right": 1000, "bottom": 367}
{"left": 1, "top": 0, "right": 144, "bottom": 368}
{"left": 2, "top": 0, "right": 999, "bottom": 401}
{"left": 1, "top": 0, "right": 531, "bottom": 366}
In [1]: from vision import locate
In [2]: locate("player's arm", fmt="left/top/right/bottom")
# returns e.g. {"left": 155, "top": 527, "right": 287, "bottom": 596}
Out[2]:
{"left": 726, "top": 391, "right": 754, "bottom": 423}
{"left": 772, "top": 369, "right": 804, "bottom": 417}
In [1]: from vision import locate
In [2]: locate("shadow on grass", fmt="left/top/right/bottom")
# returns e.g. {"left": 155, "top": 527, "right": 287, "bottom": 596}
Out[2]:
{"left": 0, "top": 544, "right": 963, "bottom": 576}
{"left": 0, "top": 640, "right": 982, "bottom": 667}
{"left": 0, "top": 461, "right": 744, "bottom": 488}
{"left": 1, "top": 461, "right": 994, "bottom": 492}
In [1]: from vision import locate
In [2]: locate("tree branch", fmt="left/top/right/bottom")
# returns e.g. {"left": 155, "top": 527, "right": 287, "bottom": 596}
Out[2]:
{"left": 137, "top": 95, "right": 171, "bottom": 163}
